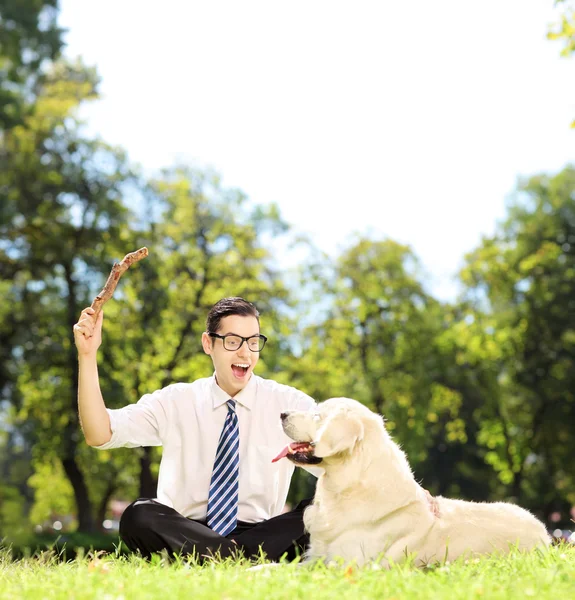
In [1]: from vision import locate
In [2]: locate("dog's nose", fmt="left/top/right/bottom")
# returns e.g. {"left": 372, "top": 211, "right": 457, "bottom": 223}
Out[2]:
{"left": 280, "top": 412, "right": 288, "bottom": 421}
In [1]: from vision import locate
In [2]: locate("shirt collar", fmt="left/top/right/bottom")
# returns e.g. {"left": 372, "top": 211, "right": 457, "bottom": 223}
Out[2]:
{"left": 211, "top": 373, "right": 256, "bottom": 411}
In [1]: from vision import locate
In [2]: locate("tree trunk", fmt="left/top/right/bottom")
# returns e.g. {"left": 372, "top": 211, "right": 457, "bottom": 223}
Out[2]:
{"left": 139, "top": 446, "right": 158, "bottom": 498}
{"left": 63, "top": 262, "right": 96, "bottom": 532}
{"left": 61, "top": 456, "right": 96, "bottom": 532}
{"left": 358, "top": 320, "right": 386, "bottom": 414}
{"left": 510, "top": 467, "right": 524, "bottom": 504}
{"left": 96, "top": 479, "right": 117, "bottom": 530}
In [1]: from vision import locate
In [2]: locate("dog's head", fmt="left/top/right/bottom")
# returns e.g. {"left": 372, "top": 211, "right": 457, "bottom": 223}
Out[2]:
{"left": 275, "top": 397, "right": 379, "bottom": 465}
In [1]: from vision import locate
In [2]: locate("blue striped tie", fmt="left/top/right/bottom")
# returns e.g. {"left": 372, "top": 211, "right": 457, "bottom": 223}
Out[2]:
{"left": 206, "top": 399, "right": 240, "bottom": 536}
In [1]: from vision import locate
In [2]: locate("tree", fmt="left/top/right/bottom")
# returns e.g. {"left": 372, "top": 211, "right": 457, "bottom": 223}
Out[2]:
{"left": 284, "top": 237, "right": 467, "bottom": 494}
{"left": 0, "top": 3, "right": 66, "bottom": 515}
{"left": 283, "top": 233, "right": 561, "bottom": 508}
{"left": 461, "top": 165, "right": 575, "bottom": 522}
{"left": 0, "top": 0, "right": 63, "bottom": 130}
{"left": 428, "top": 301, "right": 523, "bottom": 501}
{"left": 1, "top": 59, "right": 133, "bottom": 532}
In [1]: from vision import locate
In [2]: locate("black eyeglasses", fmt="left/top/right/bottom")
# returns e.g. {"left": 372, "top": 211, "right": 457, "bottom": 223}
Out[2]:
{"left": 209, "top": 333, "right": 268, "bottom": 352}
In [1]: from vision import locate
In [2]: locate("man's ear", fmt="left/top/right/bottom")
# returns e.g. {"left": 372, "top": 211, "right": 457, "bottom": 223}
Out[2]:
{"left": 313, "top": 412, "right": 364, "bottom": 458}
{"left": 201, "top": 332, "right": 213, "bottom": 355}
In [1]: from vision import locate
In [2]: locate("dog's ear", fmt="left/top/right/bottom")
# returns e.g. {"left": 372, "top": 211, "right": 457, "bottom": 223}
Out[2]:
{"left": 312, "top": 412, "right": 364, "bottom": 458}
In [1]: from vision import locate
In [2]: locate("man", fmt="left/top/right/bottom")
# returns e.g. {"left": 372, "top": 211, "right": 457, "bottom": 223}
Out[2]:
{"left": 73, "top": 296, "right": 317, "bottom": 561}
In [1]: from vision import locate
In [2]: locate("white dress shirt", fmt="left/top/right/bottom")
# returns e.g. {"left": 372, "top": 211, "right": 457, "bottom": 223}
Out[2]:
{"left": 95, "top": 374, "right": 317, "bottom": 522}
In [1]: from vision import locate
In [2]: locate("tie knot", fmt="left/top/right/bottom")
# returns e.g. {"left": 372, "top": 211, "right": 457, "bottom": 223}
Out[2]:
{"left": 226, "top": 399, "right": 236, "bottom": 412}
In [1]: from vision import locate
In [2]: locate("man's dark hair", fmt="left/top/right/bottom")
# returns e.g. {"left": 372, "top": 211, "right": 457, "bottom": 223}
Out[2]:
{"left": 206, "top": 297, "right": 260, "bottom": 334}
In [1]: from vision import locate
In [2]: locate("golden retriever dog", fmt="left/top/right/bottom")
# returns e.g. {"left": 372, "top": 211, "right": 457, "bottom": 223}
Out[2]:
{"left": 273, "top": 397, "right": 551, "bottom": 567}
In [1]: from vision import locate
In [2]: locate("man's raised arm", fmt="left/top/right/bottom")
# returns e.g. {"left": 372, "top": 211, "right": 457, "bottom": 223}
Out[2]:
{"left": 73, "top": 307, "right": 112, "bottom": 446}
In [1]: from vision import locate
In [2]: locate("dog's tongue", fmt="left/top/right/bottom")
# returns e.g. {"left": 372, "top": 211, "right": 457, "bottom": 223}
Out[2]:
{"left": 272, "top": 442, "right": 311, "bottom": 463}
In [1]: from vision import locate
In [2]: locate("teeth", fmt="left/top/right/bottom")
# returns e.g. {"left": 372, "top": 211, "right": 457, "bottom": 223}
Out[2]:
{"left": 233, "top": 363, "right": 250, "bottom": 368}
{"left": 288, "top": 443, "right": 313, "bottom": 454}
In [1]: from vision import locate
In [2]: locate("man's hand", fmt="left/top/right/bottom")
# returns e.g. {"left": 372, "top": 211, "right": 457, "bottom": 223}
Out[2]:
{"left": 424, "top": 489, "right": 441, "bottom": 518}
{"left": 73, "top": 307, "right": 103, "bottom": 356}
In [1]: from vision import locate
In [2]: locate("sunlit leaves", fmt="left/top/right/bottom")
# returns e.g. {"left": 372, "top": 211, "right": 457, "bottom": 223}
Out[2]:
{"left": 548, "top": 1, "right": 575, "bottom": 57}
{"left": 460, "top": 165, "right": 575, "bottom": 510}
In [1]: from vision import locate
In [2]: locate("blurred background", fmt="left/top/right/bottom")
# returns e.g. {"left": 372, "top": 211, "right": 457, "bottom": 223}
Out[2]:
{"left": 1, "top": 0, "right": 574, "bottom": 553}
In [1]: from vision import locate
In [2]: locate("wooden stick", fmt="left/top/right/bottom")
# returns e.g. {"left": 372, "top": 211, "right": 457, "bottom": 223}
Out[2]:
{"left": 90, "top": 247, "right": 149, "bottom": 317}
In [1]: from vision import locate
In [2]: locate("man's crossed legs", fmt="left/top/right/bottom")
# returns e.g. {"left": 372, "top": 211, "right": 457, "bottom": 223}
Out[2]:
{"left": 119, "top": 498, "right": 312, "bottom": 562}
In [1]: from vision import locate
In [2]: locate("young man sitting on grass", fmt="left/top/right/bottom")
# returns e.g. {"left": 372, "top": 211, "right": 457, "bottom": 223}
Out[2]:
{"left": 73, "top": 296, "right": 317, "bottom": 562}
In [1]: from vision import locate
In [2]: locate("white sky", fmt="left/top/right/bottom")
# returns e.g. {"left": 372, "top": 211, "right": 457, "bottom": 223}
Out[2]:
{"left": 58, "top": 0, "right": 575, "bottom": 300}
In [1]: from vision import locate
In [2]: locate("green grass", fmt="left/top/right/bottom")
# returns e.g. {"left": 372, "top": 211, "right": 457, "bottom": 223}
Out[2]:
{"left": 0, "top": 544, "right": 574, "bottom": 600}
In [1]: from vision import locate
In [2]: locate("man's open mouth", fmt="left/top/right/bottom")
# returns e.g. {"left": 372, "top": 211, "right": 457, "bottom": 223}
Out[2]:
{"left": 231, "top": 363, "right": 250, "bottom": 378}
{"left": 272, "top": 442, "right": 323, "bottom": 465}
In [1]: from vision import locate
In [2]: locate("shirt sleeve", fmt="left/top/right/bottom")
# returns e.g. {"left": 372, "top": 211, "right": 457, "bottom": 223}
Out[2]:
{"left": 290, "top": 388, "right": 318, "bottom": 411}
{"left": 93, "top": 385, "right": 172, "bottom": 450}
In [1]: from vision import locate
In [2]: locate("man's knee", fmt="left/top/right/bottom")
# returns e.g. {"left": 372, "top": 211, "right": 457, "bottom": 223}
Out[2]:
{"left": 119, "top": 498, "right": 157, "bottom": 537}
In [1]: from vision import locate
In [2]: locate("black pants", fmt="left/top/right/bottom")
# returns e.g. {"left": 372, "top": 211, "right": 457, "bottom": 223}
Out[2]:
{"left": 119, "top": 498, "right": 312, "bottom": 562}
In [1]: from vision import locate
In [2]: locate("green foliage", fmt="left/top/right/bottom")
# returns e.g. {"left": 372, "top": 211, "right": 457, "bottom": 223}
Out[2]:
{"left": 113, "top": 164, "right": 294, "bottom": 393}
{"left": 460, "top": 166, "right": 575, "bottom": 512}
{"left": 286, "top": 236, "right": 455, "bottom": 471}
{"left": 548, "top": 0, "right": 575, "bottom": 127}
{"left": 549, "top": 0, "right": 575, "bottom": 57}
{"left": 0, "top": 485, "right": 29, "bottom": 545}
{"left": 0, "top": 1, "right": 63, "bottom": 129}
{"left": 0, "top": 53, "right": 134, "bottom": 530}
{"left": 27, "top": 460, "right": 75, "bottom": 527}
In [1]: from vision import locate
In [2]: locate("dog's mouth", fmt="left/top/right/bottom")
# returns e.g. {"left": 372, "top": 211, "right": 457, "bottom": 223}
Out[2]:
{"left": 272, "top": 442, "right": 323, "bottom": 465}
